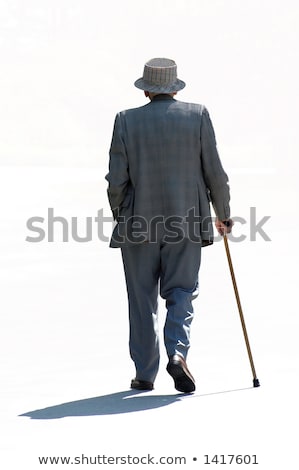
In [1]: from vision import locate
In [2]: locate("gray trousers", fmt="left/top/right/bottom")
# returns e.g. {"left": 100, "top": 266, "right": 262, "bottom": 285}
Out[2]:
{"left": 121, "top": 238, "right": 201, "bottom": 383}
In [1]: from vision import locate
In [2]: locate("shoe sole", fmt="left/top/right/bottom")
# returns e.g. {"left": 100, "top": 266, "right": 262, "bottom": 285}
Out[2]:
{"left": 131, "top": 385, "right": 153, "bottom": 391}
{"left": 166, "top": 363, "right": 195, "bottom": 393}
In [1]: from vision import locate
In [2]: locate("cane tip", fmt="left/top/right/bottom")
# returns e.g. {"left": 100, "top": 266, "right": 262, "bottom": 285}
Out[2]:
{"left": 253, "top": 378, "right": 260, "bottom": 388}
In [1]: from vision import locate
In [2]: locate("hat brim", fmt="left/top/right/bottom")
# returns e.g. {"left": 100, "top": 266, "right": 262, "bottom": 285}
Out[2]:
{"left": 134, "top": 77, "right": 186, "bottom": 93}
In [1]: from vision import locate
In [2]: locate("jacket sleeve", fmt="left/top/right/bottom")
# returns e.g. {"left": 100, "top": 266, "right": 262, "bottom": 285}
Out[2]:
{"left": 200, "top": 107, "right": 230, "bottom": 221}
{"left": 105, "top": 113, "right": 130, "bottom": 220}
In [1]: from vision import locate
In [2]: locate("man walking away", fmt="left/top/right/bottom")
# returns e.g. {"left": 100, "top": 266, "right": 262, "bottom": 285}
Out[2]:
{"left": 106, "top": 58, "right": 233, "bottom": 393}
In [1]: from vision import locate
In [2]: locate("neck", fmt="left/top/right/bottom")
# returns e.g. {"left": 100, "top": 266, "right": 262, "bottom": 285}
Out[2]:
{"left": 145, "top": 91, "right": 177, "bottom": 100}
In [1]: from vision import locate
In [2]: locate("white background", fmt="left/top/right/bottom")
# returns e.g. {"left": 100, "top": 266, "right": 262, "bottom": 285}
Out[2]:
{"left": 1, "top": 1, "right": 298, "bottom": 469}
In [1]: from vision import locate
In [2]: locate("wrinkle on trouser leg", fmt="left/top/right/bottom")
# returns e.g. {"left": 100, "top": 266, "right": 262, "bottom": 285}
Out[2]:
{"left": 163, "top": 286, "right": 197, "bottom": 359}
{"left": 159, "top": 239, "right": 201, "bottom": 359}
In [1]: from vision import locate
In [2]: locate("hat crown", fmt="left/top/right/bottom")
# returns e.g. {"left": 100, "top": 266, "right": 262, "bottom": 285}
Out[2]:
{"left": 143, "top": 58, "right": 177, "bottom": 86}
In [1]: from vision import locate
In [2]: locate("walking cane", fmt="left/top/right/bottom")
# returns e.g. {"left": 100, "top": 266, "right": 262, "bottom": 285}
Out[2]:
{"left": 223, "top": 234, "right": 260, "bottom": 387}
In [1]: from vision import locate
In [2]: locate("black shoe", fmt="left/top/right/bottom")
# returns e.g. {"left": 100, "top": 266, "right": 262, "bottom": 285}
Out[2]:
{"left": 166, "top": 354, "right": 195, "bottom": 393}
{"left": 130, "top": 378, "right": 154, "bottom": 391}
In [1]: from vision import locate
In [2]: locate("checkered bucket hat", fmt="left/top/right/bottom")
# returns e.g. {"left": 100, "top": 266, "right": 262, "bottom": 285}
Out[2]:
{"left": 134, "top": 58, "right": 186, "bottom": 93}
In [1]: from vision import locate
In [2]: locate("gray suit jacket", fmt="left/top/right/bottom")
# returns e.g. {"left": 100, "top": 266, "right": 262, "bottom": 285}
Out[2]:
{"left": 106, "top": 95, "right": 230, "bottom": 247}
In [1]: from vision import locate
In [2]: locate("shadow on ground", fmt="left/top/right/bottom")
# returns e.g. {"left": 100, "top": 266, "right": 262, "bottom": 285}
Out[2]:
{"left": 19, "top": 390, "right": 184, "bottom": 419}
